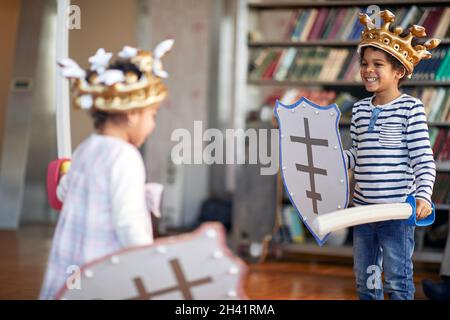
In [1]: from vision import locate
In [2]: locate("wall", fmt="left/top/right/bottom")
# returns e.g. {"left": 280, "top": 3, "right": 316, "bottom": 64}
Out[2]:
{"left": 21, "top": 0, "right": 138, "bottom": 224}
{"left": 0, "top": 0, "right": 47, "bottom": 228}
{"left": 145, "top": 0, "right": 212, "bottom": 228}
{"left": 2, "top": 0, "right": 214, "bottom": 227}
{"left": 0, "top": 0, "right": 21, "bottom": 162}
{"left": 42, "top": 0, "right": 212, "bottom": 227}
{"left": 69, "top": 0, "right": 138, "bottom": 148}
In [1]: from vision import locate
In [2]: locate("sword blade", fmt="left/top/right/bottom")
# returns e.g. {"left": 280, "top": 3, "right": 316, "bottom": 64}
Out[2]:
{"left": 55, "top": 0, "right": 71, "bottom": 158}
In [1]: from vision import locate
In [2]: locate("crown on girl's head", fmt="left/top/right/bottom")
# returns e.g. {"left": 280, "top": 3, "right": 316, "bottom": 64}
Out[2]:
{"left": 358, "top": 10, "right": 440, "bottom": 78}
{"left": 58, "top": 39, "right": 174, "bottom": 112}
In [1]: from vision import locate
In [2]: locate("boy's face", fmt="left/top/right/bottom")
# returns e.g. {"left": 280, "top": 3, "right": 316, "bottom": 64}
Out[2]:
{"left": 360, "top": 47, "right": 404, "bottom": 93}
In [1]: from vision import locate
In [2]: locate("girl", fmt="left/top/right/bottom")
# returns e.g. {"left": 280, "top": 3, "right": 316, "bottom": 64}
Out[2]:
{"left": 40, "top": 40, "right": 173, "bottom": 299}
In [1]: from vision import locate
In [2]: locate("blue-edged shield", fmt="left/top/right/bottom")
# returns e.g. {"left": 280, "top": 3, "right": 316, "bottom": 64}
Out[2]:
{"left": 274, "top": 97, "right": 349, "bottom": 245}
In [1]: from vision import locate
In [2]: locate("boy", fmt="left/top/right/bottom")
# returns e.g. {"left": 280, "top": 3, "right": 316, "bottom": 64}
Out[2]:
{"left": 345, "top": 10, "right": 440, "bottom": 299}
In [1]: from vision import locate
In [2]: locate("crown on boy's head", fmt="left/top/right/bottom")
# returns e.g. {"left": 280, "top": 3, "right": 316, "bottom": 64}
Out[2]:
{"left": 358, "top": 10, "right": 440, "bottom": 78}
{"left": 58, "top": 39, "right": 174, "bottom": 112}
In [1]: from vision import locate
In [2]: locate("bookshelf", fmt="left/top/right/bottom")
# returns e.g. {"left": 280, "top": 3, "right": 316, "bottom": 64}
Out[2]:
{"left": 248, "top": 79, "right": 450, "bottom": 87}
{"left": 234, "top": 0, "right": 450, "bottom": 263}
{"left": 248, "top": 0, "right": 450, "bottom": 10}
{"left": 249, "top": 39, "right": 450, "bottom": 48}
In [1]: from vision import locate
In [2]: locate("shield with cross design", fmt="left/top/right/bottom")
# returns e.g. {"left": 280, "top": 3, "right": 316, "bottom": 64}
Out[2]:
{"left": 56, "top": 223, "right": 247, "bottom": 300}
{"left": 274, "top": 97, "right": 349, "bottom": 246}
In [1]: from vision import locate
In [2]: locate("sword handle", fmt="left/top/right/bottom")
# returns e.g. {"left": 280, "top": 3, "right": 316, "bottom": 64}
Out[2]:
{"left": 47, "top": 158, "right": 71, "bottom": 211}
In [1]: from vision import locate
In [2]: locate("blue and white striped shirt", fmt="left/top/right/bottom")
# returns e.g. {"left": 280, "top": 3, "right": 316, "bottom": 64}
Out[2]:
{"left": 344, "top": 93, "right": 436, "bottom": 207}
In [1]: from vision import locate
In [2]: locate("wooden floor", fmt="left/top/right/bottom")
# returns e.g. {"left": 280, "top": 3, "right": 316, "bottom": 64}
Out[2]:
{"left": 0, "top": 225, "right": 440, "bottom": 300}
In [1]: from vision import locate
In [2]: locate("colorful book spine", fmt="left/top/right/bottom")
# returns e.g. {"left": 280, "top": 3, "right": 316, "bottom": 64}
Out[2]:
{"left": 274, "top": 6, "right": 450, "bottom": 43}
{"left": 308, "top": 8, "right": 329, "bottom": 40}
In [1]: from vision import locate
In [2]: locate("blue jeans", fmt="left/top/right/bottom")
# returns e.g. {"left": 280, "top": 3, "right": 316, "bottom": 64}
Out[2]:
{"left": 353, "top": 220, "right": 415, "bottom": 300}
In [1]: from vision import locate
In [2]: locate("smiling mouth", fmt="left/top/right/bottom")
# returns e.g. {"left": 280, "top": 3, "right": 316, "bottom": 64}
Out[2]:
{"left": 364, "top": 77, "right": 378, "bottom": 83}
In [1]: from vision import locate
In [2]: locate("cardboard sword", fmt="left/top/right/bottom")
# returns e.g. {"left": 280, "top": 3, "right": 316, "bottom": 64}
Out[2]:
{"left": 47, "top": 0, "right": 72, "bottom": 210}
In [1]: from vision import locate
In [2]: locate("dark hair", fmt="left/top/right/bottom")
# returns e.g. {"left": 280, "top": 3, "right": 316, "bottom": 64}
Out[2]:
{"left": 86, "top": 61, "right": 143, "bottom": 83}
{"left": 91, "top": 110, "right": 108, "bottom": 129}
{"left": 109, "top": 60, "right": 143, "bottom": 79}
{"left": 88, "top": 61, "right": 142, "bottom": 129}
{"left": 90, "top": 110, "right": 127, "bottom": 129}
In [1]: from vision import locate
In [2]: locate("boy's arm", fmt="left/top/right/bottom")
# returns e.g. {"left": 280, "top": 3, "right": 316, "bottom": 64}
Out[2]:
{"left": 344, "top": 110, "right": 358, "bottom": 170}
{"left": 406, "top": 103, "right": 436, "bottom": 206}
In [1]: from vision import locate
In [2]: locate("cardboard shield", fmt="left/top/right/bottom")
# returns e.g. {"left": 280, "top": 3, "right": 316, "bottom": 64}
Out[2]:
{"left": 56, "top": 223, "right": 247, "bottom": 300}
{"left": 274, "top": 97, "right": 349, "bottom": 245}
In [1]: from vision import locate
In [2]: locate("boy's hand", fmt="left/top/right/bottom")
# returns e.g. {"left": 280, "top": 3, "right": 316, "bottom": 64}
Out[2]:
{"left": 416, "top": 199, "right": 432, "bottom": 220}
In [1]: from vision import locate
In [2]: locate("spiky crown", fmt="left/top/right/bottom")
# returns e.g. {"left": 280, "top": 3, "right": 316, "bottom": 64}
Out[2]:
{"left": 358, "top": 10, "right": 440, "bottom": 78}
{"left": 58, "top": 39, "right": 174, "bottom": 112}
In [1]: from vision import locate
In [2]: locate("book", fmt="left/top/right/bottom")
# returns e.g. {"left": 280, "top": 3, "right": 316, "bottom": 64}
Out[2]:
{"left": 393, "top": 8, "right": 408, "bottom": 28}
{"left": 349, "top": 16, "right": 365, "bottom": 40}
{"left": 295, "top": 48, "right": 315, "bottom": 79}
{"left": 437, "top": 130, "right": 450, "bottom": 161}
{"left": 284, "top": 10, "right": 301, "bottom": 40}
{"left": 400, "top": 6, "right": 419, "bottom": 30}
{"left": 249, "top": 49, "right": 276, "bottom": 79}
{"left": 422, "top": 7, "right": 445, "bottom": 38}
{"left": 424, "top": 88, "right": 438, "bottom": 115}
{"left": 262, "top": 50, "right": 283, "bottom": 79}
{"left": 287, "top": 49, "right": 307, "bottom": 80}
{"left": 290, "top": 10, "right": 308, "bottom": 41}
{"left": 328, "top": 8, "right": 347, "bottom": 40}
{"left": 271, "top": 49, "right": 288, "bottom": 79}
{"left": 343, "top": 51, "right": 360, "bottom": 81}
{"left": 337, "top": 50, "right": 355, "bottom": 80}
{"left": 429, "top": 88, "right": 446, "bottom": 121}
{"left": 282, "top": 205, "right": 305, "bottom": 243}
{"left": 331, "top": 50, "right": 349, "bottom": 81}
{"left": 308, "top": 8, "right": 329, "bottom": 40}
{"left": 318, "top": 48, "right": 335, "bottom": 80}
{"left": 417, "top": 8, "right": 430, "bottom": 26}
{"left": 439, "top": 91, "right": 450, "bottom": 122}
{"left": 339, "top": 9, "right": 359, "bottom": 40}
{"left": 274, "top": 48, "right": 297, "bottom": 81}
{"left": 433, "top": 7, "right": 450, "bottom": 38}
{"left": 301, "top": 49, "right": 319, "bottom": 80}
{"left": 436, "top": 49, "right": 450, "bottom": 81}
{"left": 432, "top": 89, "right": 450, "bottom": 122}
{"left": 431, "top": 49, "right": 447, "bottom": 80}
{"left": 429, "top": 127, "right": 439, "bottom": 147}
{"left": 300, "top": 9, "right": 319, "bottom": 41}
{"left": 321, "top": 8, "right": 338, "bottom": 39}
{"left": 432, "top": 128, "right": 447, "bottom": 157}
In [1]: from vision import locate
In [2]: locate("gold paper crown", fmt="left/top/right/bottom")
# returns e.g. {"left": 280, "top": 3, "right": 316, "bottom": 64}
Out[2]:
{"left": 358, "top": 10, "right": 440, "bottom": 77}
{"left": 58, "top": 39, "right": 174, "bottom": 112}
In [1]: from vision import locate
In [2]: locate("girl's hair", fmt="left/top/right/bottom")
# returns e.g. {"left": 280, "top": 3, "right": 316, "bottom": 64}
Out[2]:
{"left": 90, "top": 110, "right": 126, "bottom": 129}
{"left": 88, "top": 61, "right": 143, "bottom": 129}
